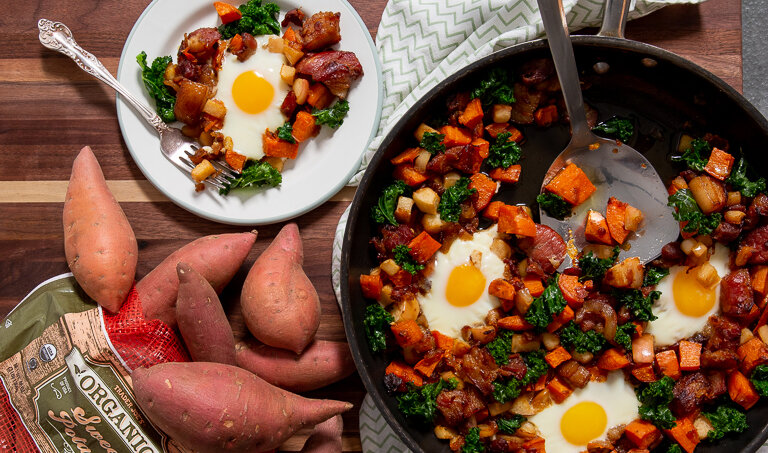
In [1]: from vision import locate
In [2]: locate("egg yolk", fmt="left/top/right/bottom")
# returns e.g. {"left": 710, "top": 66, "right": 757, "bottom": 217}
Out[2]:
{"left": 445, "top": 264, "right": 486, "bottom": 307}
{"left": 231, "top": 71, "right": 274, "bottom": 114}
{"left": 672, "top": 269, "right": 716, "bottom": 317}
{"left": 560, "top": 401, "right": 607, "bottom": 446}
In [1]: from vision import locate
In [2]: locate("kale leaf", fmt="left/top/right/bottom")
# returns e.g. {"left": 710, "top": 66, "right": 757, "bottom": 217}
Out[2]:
{"left": 363, "top": 304, "right": 393, "bottom": 353}
{"left": 218, "top": 0, "right": 280, "bottom": 39}
{"left": 558, "top": 321, "right": 607, "bottom": 354}
{"left": 438, "top": 177, "right": 476, "bottom": 222}
{"left": 371, "top": 180, "right": 409, "bottom": 226}
{"left": 397, "top": 379, "right": 454, "bottom": 424}
{"left": 219, "top": 160, "right": 282, "bottom": 195}
{"left": 471, "top": 67, "right": 515, "bottom": 106}
{"left": 667, "top": 444, "right": 684, "bottom": 453}
{"left": 637, "top": 375, "right": 677, "bottom": 429}
{"left": 461, "top": 427, "right": 484, "bottom": 453}
{"left": 393, "top": 245, "right": 425, "bottom": 275}
{"left": 525, "top": 275, "right": 568, "bottom": 332}
{"left": 703, "top": 404, "right": 748, "bottom": 440}
{"left": 496, "top": 414, "right": 527, "bottom": 435}
{"left": 668, "top": 189, "right": 723, "bottom": 236}
{"left": 492, "top": 350, "right": 548, "bottom": 402}
{"left": 420, "top": 131, "right": 446, "bottom": 155}
{"left": 486, "top": 329, "right": 515, "bottom": 365}
{"left": 276, "top": 122, "right": 296, "bottom": 144}
{"left": 492, "top": 378, "right": 522, "bottom": 404}
{"left": 727, "top": 156, "right": 767, "bottom": 198}
{"left": 136, "top": 52, "right": 176, "bottom": 123}
{"left": 523, "top": 350, "right": 548, "bottom": 385}
{"left": 750, "top": 364, "right": 768, "bottom": 397}
{"left": 578, "top": 246, "right": 620, "bottom": 283}
{"left": 671, "top": 138, "right": 711, "bottom": 171}
{"left": 486, "top": 132, "right": 522, "bottom": 169}
{"left": 313, "top": 100, "right": 350, "bottom": 129}
{"left": 592, "top": 117, "right": 634, "bottom": 143}
{"left": 537, "top": 193, "right": 570, "bottom": 220}
{"left": 614, "top": 322, "right": 635, "bottom": 352}
{"left": 614, "top": 289, "right": 660, "bottom": 322}
{"left": 643, "top": 266, "right": 670, "bottom": 287}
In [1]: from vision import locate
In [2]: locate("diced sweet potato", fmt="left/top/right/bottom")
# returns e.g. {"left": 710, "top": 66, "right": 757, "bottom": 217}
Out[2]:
{"left": 655, "top": 350, "right": 681, "bottom": 379}
{"left": 458, "top": 98, "right": 484, "bottom": 128}
{"left": 664, "top": 417, "right": 699, "bottom": 453}
{"left": 544, "top": 163, "right": 596, "bottom": 206}
{"left": 737, "top": 337, "right": 768, "bottom": 374}
{"left": 498, "top": 205, "right": 536, "bottom": 237}
{"left": 225, "top": 149, "right": 247, "bottom": 173}
{"left": 545, "top": 346, "right": 572, "bottom": 368}
{"left": 678, "top": 340, "right": 702, "bottom": 371}
{"left": 439, "top": 125, "right": 472, "bottom": 147}
{"left": 292, "top": 111, "right": 318, "bottom": 142}
{"left": 606, "top": 197, "right": 631, "bottom": 244}
{"left": 469, "top": 173, "right": 497, "bottom": 212}
{"left": 597, "top": 348, "right": 630, "bottom": 370}
{"left": 703, "top": 147, "right": 735, "bottom": 181}
{"left": 407, "top": 231, "right": 442, "bottom": 264}
{"left": 728, "top": 370, "right": 759, "bottom": 410}
{"left": 546, "top": 305, "right": 574, "bottom": 333}
{"left": 489, "top": 165, "right": 521, "bottom": 184}
{"left": 263, "top": 130, "right": 299, "bottom": 159}
{"left": 483, "top": 201, "right": 505, "bottom": 222}
{"left": 360, "top": 273, "right": 383, "bottom": 300}
{"left": 624, "top": 420, "right": 661, "bottom": 449}
{"left": 391, "top": 320, "right": 425, "bottom": 347}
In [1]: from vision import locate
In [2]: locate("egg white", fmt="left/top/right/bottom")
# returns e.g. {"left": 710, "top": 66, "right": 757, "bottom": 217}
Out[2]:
{"left": 646, "top": 243, "right": 730, "bottom": 346}
{"left": 418, "top": 226, "right": 506, "bottom": 339}
{"left": 216, "top": 35, "right": 289, "bottom": 160}
{"left": 528, "top": 372, "right": 639, "bottom": 452}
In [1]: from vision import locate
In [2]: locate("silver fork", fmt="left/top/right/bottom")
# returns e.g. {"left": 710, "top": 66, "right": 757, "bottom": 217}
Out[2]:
{"left": 37, "top": 19, "right": 238, "bottom": 190}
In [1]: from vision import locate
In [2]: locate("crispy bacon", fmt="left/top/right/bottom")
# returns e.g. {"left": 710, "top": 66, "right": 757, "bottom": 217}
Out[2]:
{"left": 720, "top": 269, "right": 755, "bottom": 316}
{"left": 671, "top": 372, "right": 710, "bottom": 416}
{"left": 457, "top": 347, "right": 499, "bottom": 395}
{"left": 232, "top": 32, "right": 258, "bottom": 62}
{"left": 301, "top": 12, "right": 341, "bottom": 51}
{"left": 520, "top": 58, "right": 554, "bottom": 86}
{"left": 179, "top": 27, "right": 221, "bottom": 62}
{"left": 436, "top": 387, "right": 485, "bottom": 426}
{"left": 517, "top": 224, "right": 567, "bottom": 276}
{"left": 705, "top": 316, "right": 741, "bottom": 351}
{"left": 499, "top": 353, "right": 527, "bottom": 380}
{"left": 295, "top": 50, "right": 363, "bottom": 98}
{"left": 742, "top": 225, "right": 768, "bottom": 264}
{"left": 281, "top": 8, "right": 306, "bottom": 27}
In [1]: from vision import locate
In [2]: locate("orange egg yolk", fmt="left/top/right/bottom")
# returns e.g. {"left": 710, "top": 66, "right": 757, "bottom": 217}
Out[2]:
{"left": 446, "top": 264, "right": 486, "bottom": 307}
{"left": 672, "top": 268, "right": 716, "bottom": 317}
{"left": 231, "top": 71, "right": 274, "bottom": 114}
{"left": 560, "top": 401, "right": 607, "bottom": 446}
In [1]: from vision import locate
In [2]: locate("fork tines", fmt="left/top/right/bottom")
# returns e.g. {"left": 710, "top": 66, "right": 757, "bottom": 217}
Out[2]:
{"left": 180, "top": 150, "right": 240, "bottom": 190}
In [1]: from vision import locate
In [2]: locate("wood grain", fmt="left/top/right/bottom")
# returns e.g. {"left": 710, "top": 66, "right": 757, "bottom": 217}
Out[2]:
{"left": 0, "top": 0, "right": 742, "bottom": 451}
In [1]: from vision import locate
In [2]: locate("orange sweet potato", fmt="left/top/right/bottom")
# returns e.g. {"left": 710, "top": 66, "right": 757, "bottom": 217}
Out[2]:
{"left": 624, "top": 419, "right": 661, "bottom": 449}
{"left": 235, "top": 339, "right": 355, "bottom": 392}
{"left": 263, "top": 130, "right": 299, "bottom": 159}
{"left": 132, "top": 362, "right": 352, "bottom": 453}
{"left": 137, "top": 231, "right": 257, "bottom": 328}
{"left": 544, "top": 163, "right": 596, "bottom": 206}
{"left": 63, "top": 146, "right": 138, "bottom": 313}
{"left": 292, "top": 111, "right": 318, "bottom": 143}
{"left": 498, "top": 205, "right": 536, "bottom": 237}
{"left": 606, "top": 197, "right": 630, "bottom": 244}
{"left": 489, "top": 165, "right": 521, "bottom": 184}
{"left": 176, "top": 262, "right": 236, "bottom": 365}
{"left": 703, "top": 147, "right": 734, "bottom": 181}
{"left": 664, "top": 417, "right": 699, "bottom": 453}
{"left": 584, "top": 209, "right": 613, "bottom": 245}
{"left": 300, "top": 415, "right": 343, "bottom": 453}
{"left": 469, "top": 173, "right": 498, "bottom": 212}
{"left": 728, "top": 370, "right": 760, "bottom": 410}
{"left": 213, "top": 1, "right": 242, "bottom": 24}
{"left": 241, "top": 223, "right": 320, "bottom": 354}
{"left": 458, "top": 98, "right": 484, "bottom": 128}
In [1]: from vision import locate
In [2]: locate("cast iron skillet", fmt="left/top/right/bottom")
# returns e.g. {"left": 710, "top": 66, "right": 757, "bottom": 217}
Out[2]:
{"left": 341, "top": 17, "right": 768, "bottom": 453}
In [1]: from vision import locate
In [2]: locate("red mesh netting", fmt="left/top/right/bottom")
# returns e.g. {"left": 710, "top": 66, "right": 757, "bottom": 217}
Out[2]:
{"left": 0, "top": 382, "right": 37, "bottom": 452}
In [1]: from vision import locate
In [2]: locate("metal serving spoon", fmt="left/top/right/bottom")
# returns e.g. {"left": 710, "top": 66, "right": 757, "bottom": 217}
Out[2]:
{"left": 536, "top": 0, "right": 678, "bottom": 268}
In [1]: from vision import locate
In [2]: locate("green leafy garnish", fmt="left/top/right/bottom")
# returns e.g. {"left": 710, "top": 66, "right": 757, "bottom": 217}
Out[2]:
{"left": 438, "top": 177, "right": 476, "bottom": 223}
{"left": 643, "top": 266, "right": 670, "bottom": 287}
{"left": 219, "top": 160, "right": 282, "bottom": 195}
{"left": 136, "top": 52, "right": 176, "bottom": 123}
{"left": 614, "top": 289, "right": 660, "bottom": 322}
{"left": 668, "top": 189, "right": 723, "bottom": 236}
{"left": 671, "top": 138, "right": 710, "bottom": 171}
{"left": 750, "top": 364, "right": 768, "bottom": 397}
{"left": 420, "top": 131, "right": 446, "bottom": 155}
{"left": 363, "top": 304, "right": 393, "bottom": 353}
{"left": 371, "top": 180, "right": 409, "bottom": 226}
{"left": 218, "top": 0, "right": 280, "bottom": 39}
{"left": 486, "top": 132, "right": 522, "bottom": 169}
{"left": 393, "top": 245, "right": 424, "bottom": 275}
{"left": 614, "top": 322, "right": 635, "bottom": 352}
{"left": 492, "top": 378, "right": 521, "bottom": 404}
{"left": 524, "top": 275, "right": 568, "bottom": 332}
{"left": 667, "top": 444, "right": 684, "bottom": 453}
{"left": 312, "top": 100, "right": 350, "bottom": 129}
{"left": 486, "top": 329, "right": 515, "bottom": 365}
{"left": 461, "top": 427, "right": 484, "bottom": 453}
{"left": 727, "top": 156, "right": 767, "bottom": 198}
{"left": 703, "top": 405, "right": 748, "bottom": 440}
{"left": 471, "top": 67, "right": 515, "bottom": 106}
{"left": 537, "top": 193, "right": 570, "bottom": 220}
{"left": 523, "top": 350, "right": 548, "bottom": 384}
{"left": 276, "top": 122, "right": 296, "bottom": 144}
{"left": 397, "top": 379, "right": 455, "bottom": 424}
{"left": 496, "top": 414, "right": 527, "bottom": 434}
{"left": 558, "top": 321, "right": 607, "bottom": 354}
{"left": 592, "top": 117, "right": 634, "bottom": 143}
{"left": 637, "top": 376, "right": 677, "bottom": 429}
{"left": 492, "top": 351, "right": 548, "bottom": 403}
{"left": 578, "top": 247, "right": 620, "bottom": 283}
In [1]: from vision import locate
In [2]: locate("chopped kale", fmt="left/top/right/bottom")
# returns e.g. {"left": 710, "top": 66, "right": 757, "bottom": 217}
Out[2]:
{"left": 363, "top": 304, "right": 393, "bottom": 353}
{"left": 218, "top": 0, "right": 280, "bottom": 39}
{"left": 393, "top": 244, "right": 425, "bottom": 275}
{"left": 667, "top": 444, "right": 684, "bottom": 453}
{"left": 614, "top": 289, "right": 660, "bottom": 322}
{"left": 461, "top": 427, "right": 484, "bottom": 453}
{"left": 496, "top": 414, "right": 527, "bottom": 435}
{"left": 471, "top": 67, "right": 515, "bottom": 106}
{"left": 727, "top": 156, "right": 767, "bottom": 198}
{"left": 537, "top": 192, "right": 571, "bottom": 220}
{"left": 671, "top": 138, "right": 711, "bottom": 171}
{"left": 750, "top": 364, "right": 768, "bottom": 397}
{"left": 492, "top": 377, "right": 522, "bottom": 404}
{"left": 523, "top": 350, "right": 548, "bottom": 385}
{"left": 420, "top": 131, "right": 446, "bottom": 155}
{"left": 136, "top": 52, "right": 176, "bottom": 123}
{"left": 492, "top": 350, "right": 547, "bottom": 402}
{"left": 637, "top": 375, "right": 677, "bottom": 429}
{"left": 524, "top": 275, "right": 568, "bottom": 332}
{"left": 643, "top": 266, "right": 670, "bottom": 287}
{"left": 312, "top": 100, "right": 350, "bottom": 129}
{"left": 578, "top": 246, "right": 620, "bottom": 283}
{"left": 592, "top": 117, "right": 634, "bottom": 143}
{"left": 486, "top": 329, "right": 515, "bottom": 365}
{"left": 438, "top": 177, "right": 476, "bottom": 222}
{"left": 397, "top": 379, "right": 454, "bottom": 424}
{"left": 276, "top": 122, "right": 296, "bottom": 144}
{"left": 558, "top": 321, "right": 607, "bottom": 354}
{"left": 219, "top": 160, "right": 282, "bottom": 195}
{"left": 703, "top": 404, "right": 748, "bottom": 440}
{"left": 486, "top": 132, "right": 522, "bottom": 169}
{"left": 371, "top": 180, "right": 409, "bottom": 226}
{"left": 668, "top": 189, "right": 723, "bottom": 236}
{"left": 614, "top": 322, "right": 635, "bottom": 352}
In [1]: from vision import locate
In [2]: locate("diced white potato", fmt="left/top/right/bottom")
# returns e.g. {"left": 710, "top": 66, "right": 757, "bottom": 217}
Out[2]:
{"left": 202, "top": 99, "right": 226, "bottom": 119}
{"left": 280, "top": 64, "right": 296, "bottom": 84}
{"left": 191, "top": 159, "right": 216, "bottom": 182}
{"left": 394, "top": 196, "right": 414, "bottom": 223}
{"left": 604, "top": 256, "right": 644, "bottom": 289}
{"left": 414, "top": 149, "right": 431, "bottom": 173}
{"left": 413, "top": 187, "right": 440, "bottom": 215}
{"left": 422, "top": 213, "right": 445, "bottom": 234}
{"left": 267, "top": 36, "right": 284, "bottom": 53}
{"left": 379, "top": 259, "right": 401, "bottom": 276}
{"left": 414, "top": 123, "right": 439, "bottom": 142}
{"left": 443, "top": 171, "right": 461, "bottom": 189}
{"left": 493, "top": 104, "right": 512, "bottom": 123}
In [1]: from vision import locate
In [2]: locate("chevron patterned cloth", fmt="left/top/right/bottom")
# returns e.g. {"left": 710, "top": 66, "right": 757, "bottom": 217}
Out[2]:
{"left": 330, "top": 0, "right": 712, "bottom": 451}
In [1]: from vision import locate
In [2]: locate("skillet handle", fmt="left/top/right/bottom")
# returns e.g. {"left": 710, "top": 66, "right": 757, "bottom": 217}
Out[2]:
{"left": 597, "top": 0, "right": 629, "bottom": 38}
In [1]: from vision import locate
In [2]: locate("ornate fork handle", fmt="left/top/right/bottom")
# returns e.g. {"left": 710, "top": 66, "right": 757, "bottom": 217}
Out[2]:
{"left": 37, "top": 19, "right": 169, "bottom": 134}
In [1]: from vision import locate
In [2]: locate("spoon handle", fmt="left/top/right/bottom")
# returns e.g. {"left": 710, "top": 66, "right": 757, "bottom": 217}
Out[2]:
{"left": 597, "top": 0, "right": 630, "bottom": 38}
{"left": 536, "top": 0, "right": 592, "bottom": 148}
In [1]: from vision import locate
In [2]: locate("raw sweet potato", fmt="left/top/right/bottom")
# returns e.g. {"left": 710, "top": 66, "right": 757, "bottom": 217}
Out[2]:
{"left": 137, "top": 231, "right": 257, "bottom": 328}
{"left": 235, "top": 339, "right": 355, "bottom": 392}
{"left": 63, "top": 146, "right": 138, "bottom": 313}
{"left": 176, "top": 262, "right": 236, "bottom": 364}
{"left": 132, "top": 362, "right": 352, "bottom": 452}
{"left": 300, "top": 415, "right": 343, "bottom": 453}
{"left": 241, "top": 223, "right": 320, "bottom": 353}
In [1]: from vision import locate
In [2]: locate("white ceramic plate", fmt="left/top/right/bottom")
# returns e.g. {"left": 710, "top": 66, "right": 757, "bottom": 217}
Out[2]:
{"left": 116, "top": 0, "right": 382, "bottom": 225}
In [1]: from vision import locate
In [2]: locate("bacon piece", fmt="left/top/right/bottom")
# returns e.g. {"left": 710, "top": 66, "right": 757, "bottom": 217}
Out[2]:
{"left": 742, "top": 225, "right": 768, "bottom": 264}
{"left": 705, "top": 316, "right": 740, "bottom": 351}
{"left": 180, "top": 27, "right": 221, "bottom": 62}
{"left": 295, "top": 51, "right": 363, "bottom": 98}
{"left": 671, "top": 372, "right": 710, "bottom": 416}
{"left": 281, "top": 8, "right": 306, "bottom": 27}
{"left": 517, "top": 224, "right": 567, "bottom": 275}
{"left": 457, "top": 347, "right": 499, "bottom": 395}
{"left": 436, "top": 387, "right": 485, "bottom": 426}
{"left": 301, "top": 12, "right": 341, "bottom": 51}
{"left": 233, "top": 32, "right": 258, "bottom": 62}
{"left": 500, "top": 353, "right": 527, "bottom": 380}
{"left": 520, "top": 58, "right": 555, "bottom": 86}
{"left": 720, "top": 269, "right": 755, "bottom": 317}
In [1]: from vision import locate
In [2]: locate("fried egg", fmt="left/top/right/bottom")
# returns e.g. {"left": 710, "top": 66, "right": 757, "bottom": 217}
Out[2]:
{"left": 646, "top": 243, "right": 731, "bottom": 346}
{"left": 418, "top": 226, "right": 506, "bottom": 338}
{"left": 529, "top": 372, "right": 639, "bottom": 451}
{"left": 216, "top": 35, "right": 289, "bottom": 160}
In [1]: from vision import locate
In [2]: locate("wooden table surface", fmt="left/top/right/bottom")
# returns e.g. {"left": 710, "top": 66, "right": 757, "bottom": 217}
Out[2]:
{"left": 0, "top": 0, "right": 743, "bottom": 450}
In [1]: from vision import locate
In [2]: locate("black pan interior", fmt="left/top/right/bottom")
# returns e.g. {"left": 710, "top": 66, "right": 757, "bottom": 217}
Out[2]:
{"left": 342, "top": 37, "right": 768, "bottom": 453}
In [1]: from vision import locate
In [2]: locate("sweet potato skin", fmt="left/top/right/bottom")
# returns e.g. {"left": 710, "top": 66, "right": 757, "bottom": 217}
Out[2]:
{"left": 241, "top": 223, "right": 320, "bottom": 353}
{"left": 235, "top": 339, "right": 355, "bottom": 391}
{"left": 136, "top": 231, "right": 257, "bottom": 328}
{"left": 176, "top": 262, "right": 236, "bottom": 364}
{"left": 63, "top": 146, "right": 137, "bottom": 313}
{"left": 300, "top": 415, "right": 343, "bottom": 453}
{"left": 132, "top": 362, "right": 352, "bottom": 453}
